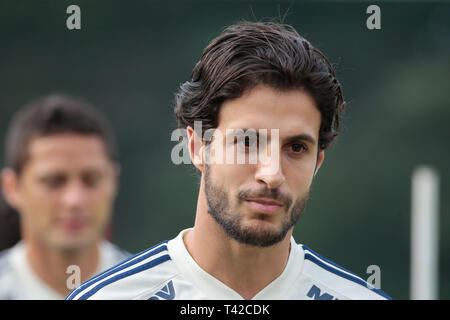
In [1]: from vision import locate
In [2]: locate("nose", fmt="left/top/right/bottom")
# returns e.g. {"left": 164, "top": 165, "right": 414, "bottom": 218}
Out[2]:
{"left": 61, "top": 180, "right": 87, "bottom": 211}
{"left": 254, "top": 145, "right": 285, "bottom": 189}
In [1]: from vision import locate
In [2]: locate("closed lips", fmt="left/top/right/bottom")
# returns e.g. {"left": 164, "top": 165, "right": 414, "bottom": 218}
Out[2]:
{"left": 246, "top": 198, "right": 283, "bottom": 206}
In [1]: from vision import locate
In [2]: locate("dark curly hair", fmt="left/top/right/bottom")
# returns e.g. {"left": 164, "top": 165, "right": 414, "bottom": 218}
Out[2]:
{"left": 174, "top": 21, "right": 345, "bottom": 151}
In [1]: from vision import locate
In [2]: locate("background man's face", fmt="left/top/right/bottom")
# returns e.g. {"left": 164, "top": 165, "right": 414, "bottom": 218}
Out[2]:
{"left": 11, "top": 133, "right": 118, "bottom": 252}
{"left": 204, "top": 85, "right": 324, "bottom": 247}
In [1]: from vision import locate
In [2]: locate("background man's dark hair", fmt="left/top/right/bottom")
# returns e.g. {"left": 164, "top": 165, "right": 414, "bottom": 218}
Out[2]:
{"left": 4, "top": 94, "right": 118, "bottom": 175}
{"left": 0, "top": 194, "right": 20, "bottom": 251}
{"left": 174, "top": 20, "right": 345, "bottom": 150}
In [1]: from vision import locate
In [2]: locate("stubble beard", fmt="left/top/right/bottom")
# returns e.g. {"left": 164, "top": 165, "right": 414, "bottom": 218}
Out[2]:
{"left": 204, "top": 164, "right": 310, "bottom": 247}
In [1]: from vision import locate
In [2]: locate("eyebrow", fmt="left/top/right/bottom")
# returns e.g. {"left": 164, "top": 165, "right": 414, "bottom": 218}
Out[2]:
{"left": 35, "top": 167, "right": 106, "bottom": 178}
{"left": 225, "top": 129, "right": 317, "bottom": 146}
{"left": 224, "top": 128, "right": 259, "bottom": 141}
{"left": 282, "top": 134, "right": 317, "bottom": 146}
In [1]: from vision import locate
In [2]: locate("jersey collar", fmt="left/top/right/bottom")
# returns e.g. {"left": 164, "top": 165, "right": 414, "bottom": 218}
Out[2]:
{"left": 167, "top": 228, "right": 304, "bottom": 299}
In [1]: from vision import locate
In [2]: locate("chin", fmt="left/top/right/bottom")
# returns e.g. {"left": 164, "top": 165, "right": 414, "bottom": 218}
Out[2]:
{"left": 246, "top": 214, "right": 286, "bottom": 232}
{"left": 49, "top": 231, "right": 98, "bottom": 252}
{"left": 235, "top": 220, "right": 288, "bottom": 247}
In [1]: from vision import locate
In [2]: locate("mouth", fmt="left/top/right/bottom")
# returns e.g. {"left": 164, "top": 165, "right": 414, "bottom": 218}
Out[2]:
{"left": 60, "top": 219, "right": 87, "bottom": 233}
{"left": 244, "top": 198, "right": 284, "bottom": 214}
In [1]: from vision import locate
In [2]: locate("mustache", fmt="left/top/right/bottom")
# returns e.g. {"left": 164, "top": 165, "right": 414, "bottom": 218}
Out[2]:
{"left": 237, "top": 187, "right": 293, "bottom": 208}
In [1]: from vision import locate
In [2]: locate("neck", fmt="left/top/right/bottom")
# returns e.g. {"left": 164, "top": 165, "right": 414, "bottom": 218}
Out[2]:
{"left": 184, "top": 179, "right": 292, "bottom": 300}
{"left": 24, "top": 234, "right": 101, "bottom": 298}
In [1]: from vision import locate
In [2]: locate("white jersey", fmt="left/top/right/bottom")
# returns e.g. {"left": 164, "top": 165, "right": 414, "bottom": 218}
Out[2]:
{"left": 0, "top": 240, "right": 129, "bottom": 300}
{"left": 66, "top": 229, "right": 391, "bottom": 300}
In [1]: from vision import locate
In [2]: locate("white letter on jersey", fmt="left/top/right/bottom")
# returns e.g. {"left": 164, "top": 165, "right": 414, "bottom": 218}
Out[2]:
{"left": 366, "top": 5, "right": 381, "bottom": 30}
{"left": 66, "top": 265, "right": 81, "bottom": 289}
{"left": 366, "top": 265, "right": 381, "bottom": 289}
{"left": 66, "top": 5, "right": 81, "bottom": 30}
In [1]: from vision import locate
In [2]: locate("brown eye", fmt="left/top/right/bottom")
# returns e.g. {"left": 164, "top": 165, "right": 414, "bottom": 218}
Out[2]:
{"left": 291, "top": 143, "right": 306, "bottom": 153}
{"left": 82, "top": 172, "right": 102, "bottom": 188}
{"left": 40, "top": 175, "right": 66, "bottom": 189}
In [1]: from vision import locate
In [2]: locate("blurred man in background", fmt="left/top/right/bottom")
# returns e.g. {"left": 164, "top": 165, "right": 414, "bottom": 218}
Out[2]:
{"left": 0, "top": 94, "right": 129, "bottom": 299}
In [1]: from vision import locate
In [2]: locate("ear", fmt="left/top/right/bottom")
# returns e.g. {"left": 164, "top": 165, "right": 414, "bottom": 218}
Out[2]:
{"left": 1, "top": 168, "right": 22, "bottom": 210}
{"left": 186, "top": 126, "right": 205, "bottom": 172}
{"left": 314, "top": 150, "right": 325, "bottom": 176}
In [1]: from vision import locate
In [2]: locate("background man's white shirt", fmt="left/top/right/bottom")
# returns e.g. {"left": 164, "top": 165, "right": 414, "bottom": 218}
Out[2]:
{"left": 0, "top": 241, "right": 129, "bottom": 299}
{"left": 67, "top": 229, "right": 391, "bottom": 300}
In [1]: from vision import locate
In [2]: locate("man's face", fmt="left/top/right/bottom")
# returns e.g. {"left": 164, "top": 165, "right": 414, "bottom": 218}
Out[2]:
{"left": 11, "top": 133, "right": 118, "bottom": 252}
{"left": 202, "top": 85, "right": 324, "bottom": 247}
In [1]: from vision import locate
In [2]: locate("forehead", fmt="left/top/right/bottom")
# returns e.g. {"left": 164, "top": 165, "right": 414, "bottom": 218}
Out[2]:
{"left": 217, "top": 85, "right": 321, "bottom": 139}
{"left": 24, "top": 133, "right": 111, "bottom": 173}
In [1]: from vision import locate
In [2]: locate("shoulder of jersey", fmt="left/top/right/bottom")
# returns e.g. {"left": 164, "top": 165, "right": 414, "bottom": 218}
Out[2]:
{"left": 0, "top": 247, "right": 16, "bottom": 299}
{"left": 102, "top": 241, "right": 133, "bottom": 263}
{"left": 299, "top": 243, "right": 392, "bottom": 300}
{"left": 66, "top": 240, "right": 178, "bottom": 300}
{"left": 0, "top": 247, "right": 13, "bottom": 275}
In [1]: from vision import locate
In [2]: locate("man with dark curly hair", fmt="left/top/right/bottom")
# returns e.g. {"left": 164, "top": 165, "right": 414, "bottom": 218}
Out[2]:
{"left": 68, "top": 21, "right": 390, "bottom": 300}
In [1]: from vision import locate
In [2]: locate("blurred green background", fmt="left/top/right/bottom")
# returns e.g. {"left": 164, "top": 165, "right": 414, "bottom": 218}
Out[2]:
{"left": 0, "top": 0, "right": 448, "bottom": 300}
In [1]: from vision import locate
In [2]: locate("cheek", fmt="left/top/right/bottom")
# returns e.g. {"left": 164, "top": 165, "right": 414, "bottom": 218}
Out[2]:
{"left": 283, "top": 160, "right": 315, "bottom": 192}
{"left": 19, "top": 183, "right": 57, "bottom": 218}
{"left": 89, "top": 186, "right": 115, "bottom": 217}
{"left": 93, "top": 192, "right": 114, "bottom": 212}
{"left": 212, "top": 163, "right": 253, "bottom": 188}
